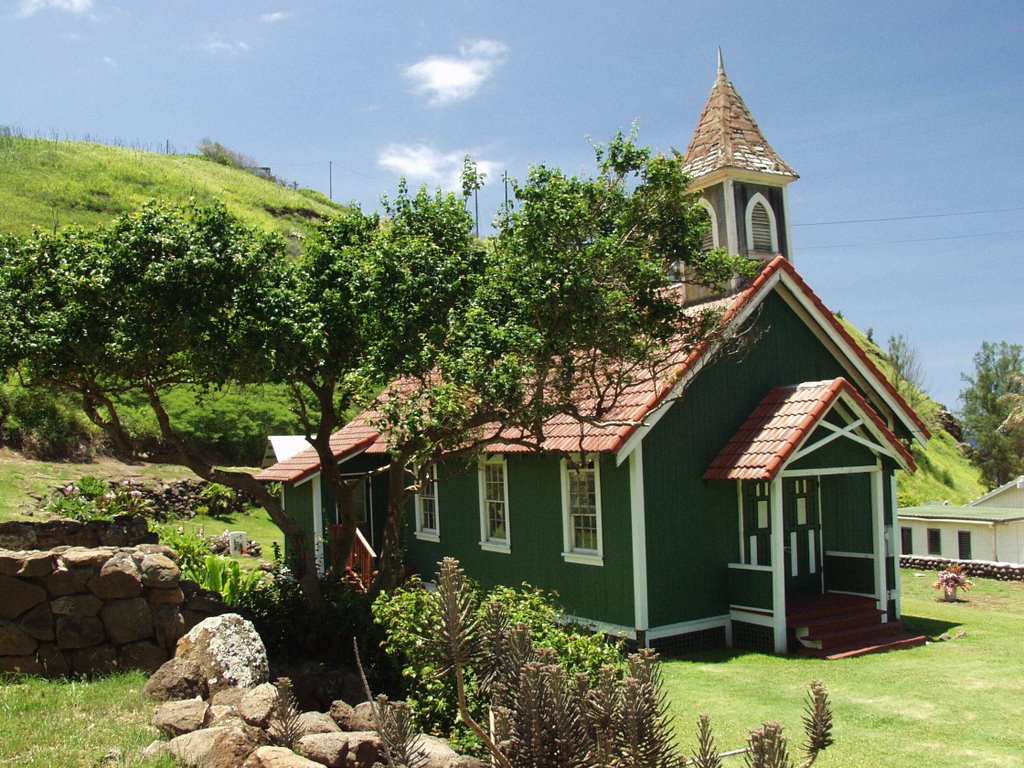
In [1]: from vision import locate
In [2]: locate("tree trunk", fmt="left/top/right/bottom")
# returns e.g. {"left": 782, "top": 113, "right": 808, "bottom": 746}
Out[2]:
{"left": 370, "top": 458, "right": 409, "bottom": 597}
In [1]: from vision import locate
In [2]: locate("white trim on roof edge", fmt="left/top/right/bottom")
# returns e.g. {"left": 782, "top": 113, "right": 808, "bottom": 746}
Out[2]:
{"left": 613, "top": 266, "right": 926, "bottom": 467}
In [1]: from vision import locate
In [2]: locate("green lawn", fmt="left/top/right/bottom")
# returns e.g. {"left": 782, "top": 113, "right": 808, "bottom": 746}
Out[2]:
{"left": 664, "top": 571, "right": 1024, "bottom": 767}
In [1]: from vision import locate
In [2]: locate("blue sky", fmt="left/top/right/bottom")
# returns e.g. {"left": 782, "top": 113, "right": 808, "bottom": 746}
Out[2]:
{"left": 1, "top": 0, "right": 1021, "bottom": 409}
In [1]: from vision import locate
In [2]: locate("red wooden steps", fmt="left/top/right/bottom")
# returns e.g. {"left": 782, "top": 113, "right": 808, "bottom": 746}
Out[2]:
{"left": 787, "top": 593, "right": 927, "bottom": 659}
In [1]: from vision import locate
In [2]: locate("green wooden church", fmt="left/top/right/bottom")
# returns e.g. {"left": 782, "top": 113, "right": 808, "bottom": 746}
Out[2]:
{"left": 259, "top": 56, "right": 930, "bottom": 657}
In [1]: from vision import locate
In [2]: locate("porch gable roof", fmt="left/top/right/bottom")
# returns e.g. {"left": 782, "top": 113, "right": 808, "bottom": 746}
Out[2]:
{"left": 703, "top": 377, "right": 916, "bottom": 481}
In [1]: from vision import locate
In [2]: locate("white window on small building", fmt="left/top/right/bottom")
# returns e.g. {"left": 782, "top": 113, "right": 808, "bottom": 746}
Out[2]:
{"left": 745, "top": 192, "right": 779, "bottom": 254}
{"left": 414, "top": 464, "right": 440, "bottom": 542}
{"left": 561, "top": 456, "right": 603, "bottom": 565}
{"left": 698, "top": 198, "right": 720, "bottom": 252}
{"left": 479, "top": 455, "right": 510, "bottom": 552}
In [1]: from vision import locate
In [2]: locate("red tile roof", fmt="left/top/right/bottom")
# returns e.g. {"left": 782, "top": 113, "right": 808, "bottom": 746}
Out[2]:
{"left": 703, "top": 378, "right": 916, "bottom": 481}
{"left": 257, "top": 257, "right": 928, "bottom": 484}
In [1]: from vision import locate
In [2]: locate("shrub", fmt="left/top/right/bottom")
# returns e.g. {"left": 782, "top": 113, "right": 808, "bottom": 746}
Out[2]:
{"left": 0, "top": 378, "right": 97, "bottom": 459}
{"left": 156, "top": 525, "right": 211, "bottom": 577}
{"left": 373, "top": 572, "right": 626, "bottom": 751}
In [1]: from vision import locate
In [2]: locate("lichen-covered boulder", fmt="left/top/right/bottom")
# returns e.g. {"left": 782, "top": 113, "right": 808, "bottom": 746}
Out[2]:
{"left": 175, "top": 613, "right": 268, "bottom": 693}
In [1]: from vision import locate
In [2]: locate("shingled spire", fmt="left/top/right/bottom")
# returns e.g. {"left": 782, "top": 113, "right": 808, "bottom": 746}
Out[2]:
{"left": 683, "top": 49, "right": 797, "bottom": 180}
{"left": 680, "top": 51, "right": 798, "bottom": 271}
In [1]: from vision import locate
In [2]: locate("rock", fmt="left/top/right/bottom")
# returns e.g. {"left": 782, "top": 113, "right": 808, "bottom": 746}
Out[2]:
{"left": 153, "top": 697, "right": 212, "bottom": 736}
{"left": 0, "top": 522, "right": 36, "bottom": 550}
{"left": 293, "top": 711, "right": 341, "bottom": 739}
{"left": 61, "top": 548, "right": 114, "bottom": 569}
{"left": 88, "top": 551, "right": 143, "bottom": 599}
{"left": 0, "top": 655, "right": 44, "bottom": 675}
{"left": 0, "top": 574, "right": 47, "bottom": 619}
{"left": 165, "top": 724, "right": 267, "bottom": 768}
{"left": 43, "top": 565, "right": 94, "bottom": 597}
{"left": 70, "top": 642, "right": 117, "bottom": 676}
{"left": 448, "top": 757, "right": 487, "bottom": 768}
{"left": 211, "top": 687, "right": 248, "bottom": 708}
{"left": 50, "top": 594, "right": 103, "bottom": 617}
{"left": 152, "top": 604, "right": 187, "bottom": 649}
{"left": 209, "top": 704, "right": 238, "bottom": 724}
{"left": 18, "top": 602, "right": 54, "bottom": 641}
{"left": 0, "top": 550, "right": 22, "bottom": 576}
{"left": 142, "top": 740, "right": 170, "bottom": 762}
{"left": 140, "top": 553, "right": 180, "bottom": 588}
{"left": 296, "top": 731, "right": 383, "bottom": 768}
{"left": 96, "top": 520, "right": 128, "bottom": 547}
{"left": 100, "top": 597, "right": 152, "bottom": 645}
{"left": 239, "top": 682, "right": 279, "bottom": 729}
{"left": 0, "top": 620, "right": 40, "bottom": 655}
{"left": 148, "top": 586, "right": 185, "bottom": 606}
{"left": 55, "top": 614, "right": 105, "bottom": 650}
{"left": 413, "top": 733, "right": 460, "bottom": 768}
{"left": 175, "top": 613, "right": 269, "bottom": 693}
{"left": 15, "top": 551, "right": 56, "bottom": 578}
{"left": 119, "top": 640, "right": 168, "bottom": 672}
{"left": 144, "top": 657, "right": 210, "bottom": 701}
{"left": 36, "top": 643, "right": 70, "bottom": 675}
{"left": 242, "top": 746, "right": 324, "bottom": 768}
{"left": 328, "top": 699, "right": 356, "bottom": 729}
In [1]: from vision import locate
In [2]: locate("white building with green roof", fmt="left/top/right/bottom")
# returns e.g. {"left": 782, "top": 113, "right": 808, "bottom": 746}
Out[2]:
{"left": 898, "top": 503, "right": 1024, "bottom": 565}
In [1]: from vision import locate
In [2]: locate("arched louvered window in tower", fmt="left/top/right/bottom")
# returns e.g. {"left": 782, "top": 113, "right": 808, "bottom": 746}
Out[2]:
{"left": 745, "top": 192, "right": 779, "bottom": 254}
{"left": 751, "top": 203, "right": 772, "bottom": 251}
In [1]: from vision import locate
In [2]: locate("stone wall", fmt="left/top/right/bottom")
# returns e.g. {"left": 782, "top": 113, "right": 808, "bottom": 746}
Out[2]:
{"left": 0, "top": 540, "right": 227, "bottom": 677}
{"left": 0, "top": 515, "right": 157, "bottom": 551}
{"left": 900, "top": 555, "right": 1024, "bottom": 581}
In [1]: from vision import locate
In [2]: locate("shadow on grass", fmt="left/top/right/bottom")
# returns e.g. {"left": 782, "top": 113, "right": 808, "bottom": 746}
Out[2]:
{"left": 899, "top": 613, "right": 961, "bottom": 638}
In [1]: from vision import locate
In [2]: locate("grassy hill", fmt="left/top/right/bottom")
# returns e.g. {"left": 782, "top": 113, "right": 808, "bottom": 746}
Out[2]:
{"left": 0, "top": 133, "right": 347, "bottom": 246}
{"left": 838, "top": 319, "right": 985, "bottom": 505}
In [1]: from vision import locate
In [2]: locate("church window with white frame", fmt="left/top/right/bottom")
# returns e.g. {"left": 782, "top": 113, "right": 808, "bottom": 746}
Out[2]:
{"left": 414, "top": 464, "right": 440, "bottom": 541}
{"left": 561, "top": 456, "right": 603, "bottom": 565}
{"left": 479, "top": 455, "right": 510, "bottom": 552}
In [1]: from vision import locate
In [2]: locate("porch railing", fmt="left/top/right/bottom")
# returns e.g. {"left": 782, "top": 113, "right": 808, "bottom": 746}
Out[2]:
{"left": 328, "top": 525, "right": 377, "bottom": 588}
{"left": 727, "top": 563, "right": 774, "bottom": 611}
{"left": 823, "top": 550, "right": 875, "bottom": 595}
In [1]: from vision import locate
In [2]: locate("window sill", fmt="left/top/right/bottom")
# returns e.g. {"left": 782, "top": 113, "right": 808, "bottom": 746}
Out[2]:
{"left": 415, "top": 532, "right": 440, "bottom": 543}
{"left": 479, "top": 541, "right": 511, "bottom": 554}
{"left": 562, "top": 551, "right": 603, "bottom": 566}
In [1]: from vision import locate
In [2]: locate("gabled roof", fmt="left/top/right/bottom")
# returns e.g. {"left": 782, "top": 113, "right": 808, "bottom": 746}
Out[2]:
{"left": 899, "top": 505, "right": 1024, "bottom": 524}
{"left": 703, "top": 378, "right": 915, "bottom": 481}
{"left": 967, "top": 475, "right": 1024, "bottom": 507}
{"left": 258, "top": 257, "right": 929, "bottom": 485}
{"left": 683, "top": 51, "right": 798, "bottom": 182}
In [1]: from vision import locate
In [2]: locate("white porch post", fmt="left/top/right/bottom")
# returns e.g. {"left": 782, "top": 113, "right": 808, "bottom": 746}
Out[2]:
{"left": 870, "top": 467, "right": 886, "bottom": 617}
{"left": 312, "top": 475, "right": 325, "bottom": 576}
{"left": 889, "top": 473, "right": 901, "bottom": 618}
{"left": 629, "top": 447, "right": 649, "bottom": 646}
{"left": 770, "top": 478, "right": 787, "bottom": 653}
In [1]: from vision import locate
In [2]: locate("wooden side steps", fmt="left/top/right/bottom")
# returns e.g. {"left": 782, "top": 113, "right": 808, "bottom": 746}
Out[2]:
{"left": 787, "top": 593, "right": 927, "bottom": 659}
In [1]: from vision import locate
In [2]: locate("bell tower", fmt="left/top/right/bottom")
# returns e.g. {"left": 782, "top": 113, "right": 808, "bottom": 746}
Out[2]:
{"left": 683, "top": 50, "right": 798, "bottom": 269}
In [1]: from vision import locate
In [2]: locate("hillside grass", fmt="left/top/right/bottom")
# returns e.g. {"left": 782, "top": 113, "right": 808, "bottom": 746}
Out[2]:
{"left": 0, "top": 134, "right": 347, "bottom": 245}
{"left": 663, "top": 570, "right": 1024, "bottom": 767}
{"left": 838, "top": 319, "right": 986, "bottom": 505}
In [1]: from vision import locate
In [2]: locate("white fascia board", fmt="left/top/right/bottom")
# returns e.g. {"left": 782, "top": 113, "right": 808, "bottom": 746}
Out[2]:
{"left": 614, "top": 270, "right": 785, "bottom": 466}
{"left": 291, "top": 443, "right": 373, "bottom": 489}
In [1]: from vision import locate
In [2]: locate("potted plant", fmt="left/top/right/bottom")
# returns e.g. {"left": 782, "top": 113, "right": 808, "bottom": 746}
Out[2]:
{"left": 934, "top": 564, "right": 973, "bottom": 602}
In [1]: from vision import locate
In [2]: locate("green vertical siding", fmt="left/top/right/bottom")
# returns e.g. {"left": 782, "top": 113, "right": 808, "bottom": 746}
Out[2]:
{"left": 282, "top": 480, "right": 316, "bottom": 563}
{"left": 820, "top": 473, "right": 874, "bottom": 553}
{"left": 404, "top": 453, "right": 636, "bottom": 628}
{"left": 640, "top": 292, "right": 875, "bottom": 627}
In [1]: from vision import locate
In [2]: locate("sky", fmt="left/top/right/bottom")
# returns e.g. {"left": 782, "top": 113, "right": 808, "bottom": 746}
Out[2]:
{"left": 1, "top": 0, "right": 1021, "bottom": 410}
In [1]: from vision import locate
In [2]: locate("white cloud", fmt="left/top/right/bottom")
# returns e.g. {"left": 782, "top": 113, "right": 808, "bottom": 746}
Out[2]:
{"left": 18, "top": 0, "right": 92, "bottom": 17}
{"left": 403, "top": 38, "right": 508, "bottom": 106}
{"left": 196, "top": 36, "right": 251, "bottom": 56}
{"left": 377, "top": 143, "right": 497, "bottom": 191}
{"left": 101, "top": 55, "right": 115, "bottom": 67}
{"left": 259, "top": 11, "right": 291, "bottom": 23}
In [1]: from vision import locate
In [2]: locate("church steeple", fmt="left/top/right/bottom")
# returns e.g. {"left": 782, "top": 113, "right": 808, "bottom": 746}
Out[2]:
{"left": 682, "top": 52, "right": 798, "bottom": 267}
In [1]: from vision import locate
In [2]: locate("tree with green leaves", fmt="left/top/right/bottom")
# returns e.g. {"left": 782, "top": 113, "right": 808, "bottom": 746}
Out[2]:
{"left": 959, "top": 341, "right": 1024, "bottom": 488}
{"left": 357, "top": 133, "right": 754, "bottom": 593}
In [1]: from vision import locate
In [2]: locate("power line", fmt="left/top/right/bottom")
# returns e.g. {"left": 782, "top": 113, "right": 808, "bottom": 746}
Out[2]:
{"left": 793, "top": 205, "right": 1024, "bottom": 227}
{"left": 800, "top": 229, "right": 1024, "bottom": 251}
